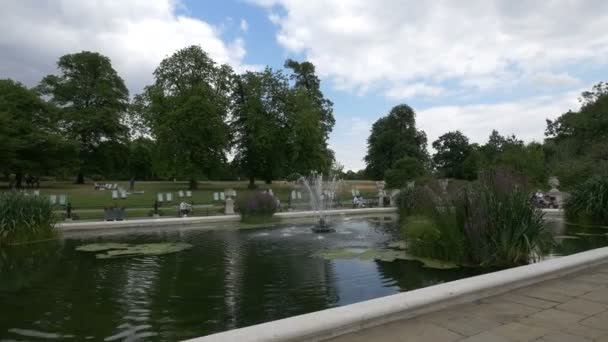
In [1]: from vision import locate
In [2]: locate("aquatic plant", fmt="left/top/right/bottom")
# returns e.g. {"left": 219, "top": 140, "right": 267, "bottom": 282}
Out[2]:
{"left": 401, "top": 169, "right": 551, "bottom": 267}
{"left": 0, "top": 192, "right": 56, "bottom": 246}
{"left": 236, "top": 191, "right": 277, "bottom": 223}
{"left": 76, "top": 242, "right": 193, "bottom": 259}
{"left": 565, "top": 175, "right": 608, "bottom": 225}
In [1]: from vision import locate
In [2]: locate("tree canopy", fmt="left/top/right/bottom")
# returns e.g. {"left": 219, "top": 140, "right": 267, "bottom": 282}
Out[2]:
{"left": 432, "top": 131, "right": 472, "bottom": 179}
{"left": 38, "top": 51, "right": 129, "bottom": 183}
{"left": 364, "top": 104, "right": 428, "bottom": 180}
{"left": 133, "top": 46, "right": 232, "bottom": 188}
{"left": 0, "top": 79, "right": 76, "bottom": 186}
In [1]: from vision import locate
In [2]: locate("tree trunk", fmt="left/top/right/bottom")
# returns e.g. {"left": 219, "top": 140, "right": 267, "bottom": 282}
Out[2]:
{"left": 15, "top": 171, "right": 23, "bottom": 189}
{"left": 188, "top": 178, "right": 198, "bottom": 190}
{"left": 248, "top": 175, "right": 257, "bottom": 189}
{"left": 75, "top": 172, "right": 84, "bottom": 184}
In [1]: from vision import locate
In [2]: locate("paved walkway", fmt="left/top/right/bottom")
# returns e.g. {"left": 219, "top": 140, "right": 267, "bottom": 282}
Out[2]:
{"left": 330, "top": 264, "right": 608, "bottom": 342}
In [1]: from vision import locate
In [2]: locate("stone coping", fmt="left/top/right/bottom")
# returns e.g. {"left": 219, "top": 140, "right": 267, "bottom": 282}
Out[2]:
{"left": 184, "top": 246, "right": 608, "bottom": 342}
{"left": 56, "top": 207, "right": 562, "bottom": 231}
{"left": 56, "top": 207, "right": 398, "bottom": 231}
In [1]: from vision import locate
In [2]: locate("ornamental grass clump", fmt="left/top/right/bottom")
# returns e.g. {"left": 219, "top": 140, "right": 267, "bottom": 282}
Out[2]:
{"left": 400, "top": 169, "right": 550, "bottom": 267}
{"left": 236, "top": 191, "right": 277, "bottom": 223}
{"left": 565, "top": 175, "right": 608, "bottom": 225}
{"left": 0, "top": 192, "right": 56, "bottom": 246}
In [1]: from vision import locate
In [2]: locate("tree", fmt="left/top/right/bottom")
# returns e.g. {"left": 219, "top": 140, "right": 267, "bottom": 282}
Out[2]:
{"left": 231, "top": 69, "right": 290, "bottom": 187}
{"left": 134, "top": 46, "right": 232, "bottom": 189}
{"left": 284, "top": 59, "right": 335, "bottom": 139}
{"left": 384, "top": 157, "right": 426, "bottom": 189}
{"left": 545, "top": 81, "right": 608, "bottom": 188}
{"left": 285, "top": 89, "right": 332, "bottom": 175}
{"left": 37, "top": 51, "right": 129, "bottom": 183}
{"left": 0, "top": 79, "right": 76, "bottom": 187}
{"left": 432, "top": 131, "right": 472, "bottom": 179}
{"left": 364, "top": 104, "right": 428, "bottom": 180}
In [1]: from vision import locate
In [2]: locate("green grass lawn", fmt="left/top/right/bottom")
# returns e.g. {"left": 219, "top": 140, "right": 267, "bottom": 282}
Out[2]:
{"left": 2, "top": 180, "right": 379, "bottom": 221}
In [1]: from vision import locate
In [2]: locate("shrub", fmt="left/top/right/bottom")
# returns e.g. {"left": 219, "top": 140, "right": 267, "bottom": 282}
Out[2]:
{"left": 401, "top": 170, "right": 550, "bottom": 267}
{"left": 236, "top": 191, "right": 277, "bottom": 223}
{"left": 90, "top": 174, "right": 104, "bottom": 181}
{"left": 565, "top": 175, "right": 608, "bottom": 225}
{"left": 0, "top": 192, "right": 56, "bottom": 245}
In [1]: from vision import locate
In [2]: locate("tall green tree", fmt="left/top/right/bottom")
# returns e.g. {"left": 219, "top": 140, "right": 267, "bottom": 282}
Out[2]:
{"left": 432, "top": 131, "right": 472, "bottom": 179}
{"left": 37, "top": 51, "right": 129, "bottom": 183}
{"left": 134, "top": 46, "right": 233, "bottom": 189}
{"left": 0, "top": 79, "right": 76, "bottom": 187}
{"left": 284, "top": 59, "right": 335, "bottom": 139}
{"left": 545, "top": 81, "right": 608, "bottom": 187}
{"left": 231, "top": 69, "right": 290, "bottom": 187}
{"left": 285, "top": 88, "right": 332, "bottom": 175}
{"left": 364, "top": 104, "right": 428, "bottom": 180}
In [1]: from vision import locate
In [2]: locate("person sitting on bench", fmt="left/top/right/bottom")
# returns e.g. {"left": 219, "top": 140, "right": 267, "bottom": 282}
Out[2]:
{"left": 179, "top": 201, "right": 192, "bottom": 217}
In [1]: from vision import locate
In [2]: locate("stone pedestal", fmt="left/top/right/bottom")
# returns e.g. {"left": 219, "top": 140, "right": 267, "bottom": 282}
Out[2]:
{"left": 378, "top": 194, "right": 384, "bottom": 207}
{"left": 225, "top": 197, "right": 235, "bottom": 215}
{"left": 153, "top": 214, "right": 160, "bottom": 219}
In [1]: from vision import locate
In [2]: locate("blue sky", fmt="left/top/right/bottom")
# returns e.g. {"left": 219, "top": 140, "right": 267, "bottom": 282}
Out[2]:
{"left": 2, "top": 0, "right": 607, "bottom": 170}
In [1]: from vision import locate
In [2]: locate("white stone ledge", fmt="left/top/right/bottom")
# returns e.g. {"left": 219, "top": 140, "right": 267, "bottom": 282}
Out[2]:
{"left": 184, "top": 246, "right": 608, "bottom": 342}
{"left": 56, "top": 207, "right": 398, "bottom": 231}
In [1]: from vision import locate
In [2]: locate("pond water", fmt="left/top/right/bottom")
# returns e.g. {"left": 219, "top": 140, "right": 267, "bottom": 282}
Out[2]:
{"left": 0, "top": 214, "right": 606, "bottom": 341}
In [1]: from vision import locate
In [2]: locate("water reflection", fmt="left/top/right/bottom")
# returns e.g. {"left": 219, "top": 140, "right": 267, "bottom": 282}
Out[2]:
{"left": 0, "top": 214, "right": 607, "bottom": 341}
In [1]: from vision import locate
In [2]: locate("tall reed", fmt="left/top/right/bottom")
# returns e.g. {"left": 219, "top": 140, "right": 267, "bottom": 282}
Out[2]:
{"left": 565, "top": 175, "right": 608, "bottom": 225}
{"left": 0, "top": 192, "right": 56, "bottom": 246}
{"left": 399, "top": 170, "right": 550, "bottom": 267}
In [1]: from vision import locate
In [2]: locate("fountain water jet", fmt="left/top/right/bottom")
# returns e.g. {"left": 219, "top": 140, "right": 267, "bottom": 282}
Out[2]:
{"left": 298, "top": 172, "right": 341, "bottom": 233}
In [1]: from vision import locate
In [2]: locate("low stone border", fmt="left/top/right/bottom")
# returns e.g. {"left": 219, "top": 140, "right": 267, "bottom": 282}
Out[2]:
{"left": 185, "top": 246, "right": 608, "bottom": 342}
{"left": 56, "top": 207, "right": 398, "bottom": 231}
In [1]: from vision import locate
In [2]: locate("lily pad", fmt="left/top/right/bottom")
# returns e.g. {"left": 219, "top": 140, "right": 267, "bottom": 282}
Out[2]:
{"left": 575, "top": 233, "right": 606, "bottom": 237}
{"left": 312, "top": 247, "right": 460, "bottom": 269}
{"left": 75, "top": 243, "right": 130, "bottom": 252}
{"left": 76, "top": 242, "right": 193, "bottom": 259}
{"left": 554, "top": 235, "right": 581, "bottom": 240}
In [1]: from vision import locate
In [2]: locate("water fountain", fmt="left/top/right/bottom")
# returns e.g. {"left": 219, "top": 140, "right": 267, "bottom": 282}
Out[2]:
{"left": 298, "top": 172, "right": 341, "bottom": 233}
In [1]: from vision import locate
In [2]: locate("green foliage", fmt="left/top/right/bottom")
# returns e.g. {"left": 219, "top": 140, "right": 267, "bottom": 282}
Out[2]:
{"left": 38, "top": 51, "right": 129, "bottom": 183}
{"left": 365, "top": 104, "right": 429, "bottom": 180}
{"left": 0, "top": 193, "right": 56, "bottom": 246}
{"left": 565, "top": 176, "right": 608, "bottom": 225}
{"left": 546, "top": 82, "right": 608, "bottom": 188}
{"left": 232, "top": 68, "right": 291, "bottom": 185}
{"left": 236, "top": 191, "right": 278, "bottom": 223}
{"left": 384, "top": 157, "right": 426, "bottom": 188}
{"left": 400, "top": 170, "right": 550, "bottom": 267}
{"left": 232, "top": 64, "right": 333, "bottom": 186}
{"left": 0, "top": 79, "right": 77, "bottom": 185}
{"left": 133, "top": 46, "right": 232, "bottom": 186}
{"left": 284, "top": 59, "right": 335, "bottom": 139}
{"left": 432, "top": 131, "right": 473, "bottom": 179}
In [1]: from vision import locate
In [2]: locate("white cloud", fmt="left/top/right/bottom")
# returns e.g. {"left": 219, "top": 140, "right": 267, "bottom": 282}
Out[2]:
{"left": 0, "top": 0, "right": 256, "bottom": 93}
{"left": 330, "top": 89, "right": 583, "bottom": 170}
{"left": 330, "top": 117, "right": 372, "bottom": 171}
{"left": 240, "top": 18, "right": 249, "bottom": 32}
{"left": 528, "top": 72, "right": 581, "bottom": 87}
{"left": 252, "top": 0, "right": 608, "bottom": 97}
{"left": 385, "top": 83, "right": 444, "bottom": 99}
{"left": 417, "top": 91, "right": 582, "bottom": 151}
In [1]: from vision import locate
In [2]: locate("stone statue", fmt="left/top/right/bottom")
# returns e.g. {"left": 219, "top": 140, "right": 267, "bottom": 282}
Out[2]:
{"left": 376, "top": 181, "right": 386, "bottom": 207}
{"left": 439, "top": 179, "right": 449, "bottom": 195}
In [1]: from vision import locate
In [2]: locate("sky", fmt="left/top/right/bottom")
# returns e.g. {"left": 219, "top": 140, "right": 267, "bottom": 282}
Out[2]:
{"left": 1, "top": 0, "right": 607, "bottom": 170}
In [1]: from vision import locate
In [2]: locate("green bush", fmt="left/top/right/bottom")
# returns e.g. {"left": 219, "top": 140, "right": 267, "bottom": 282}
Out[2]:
{"left": 565, "top": 175, "right": 608, "bottom": 225}
{"left": 236, "top": 191, "right": 277, "bottom": 223}
{"left": 0, "top": 192, "right": 57, "bottom": 245}
{"left": 401, "top": 170, "right": 550, "bottom": 267}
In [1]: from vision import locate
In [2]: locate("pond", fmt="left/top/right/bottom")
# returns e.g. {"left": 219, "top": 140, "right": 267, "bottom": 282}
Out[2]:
{"left": 0, "top": 214, "right": 606, "bottom": 341}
